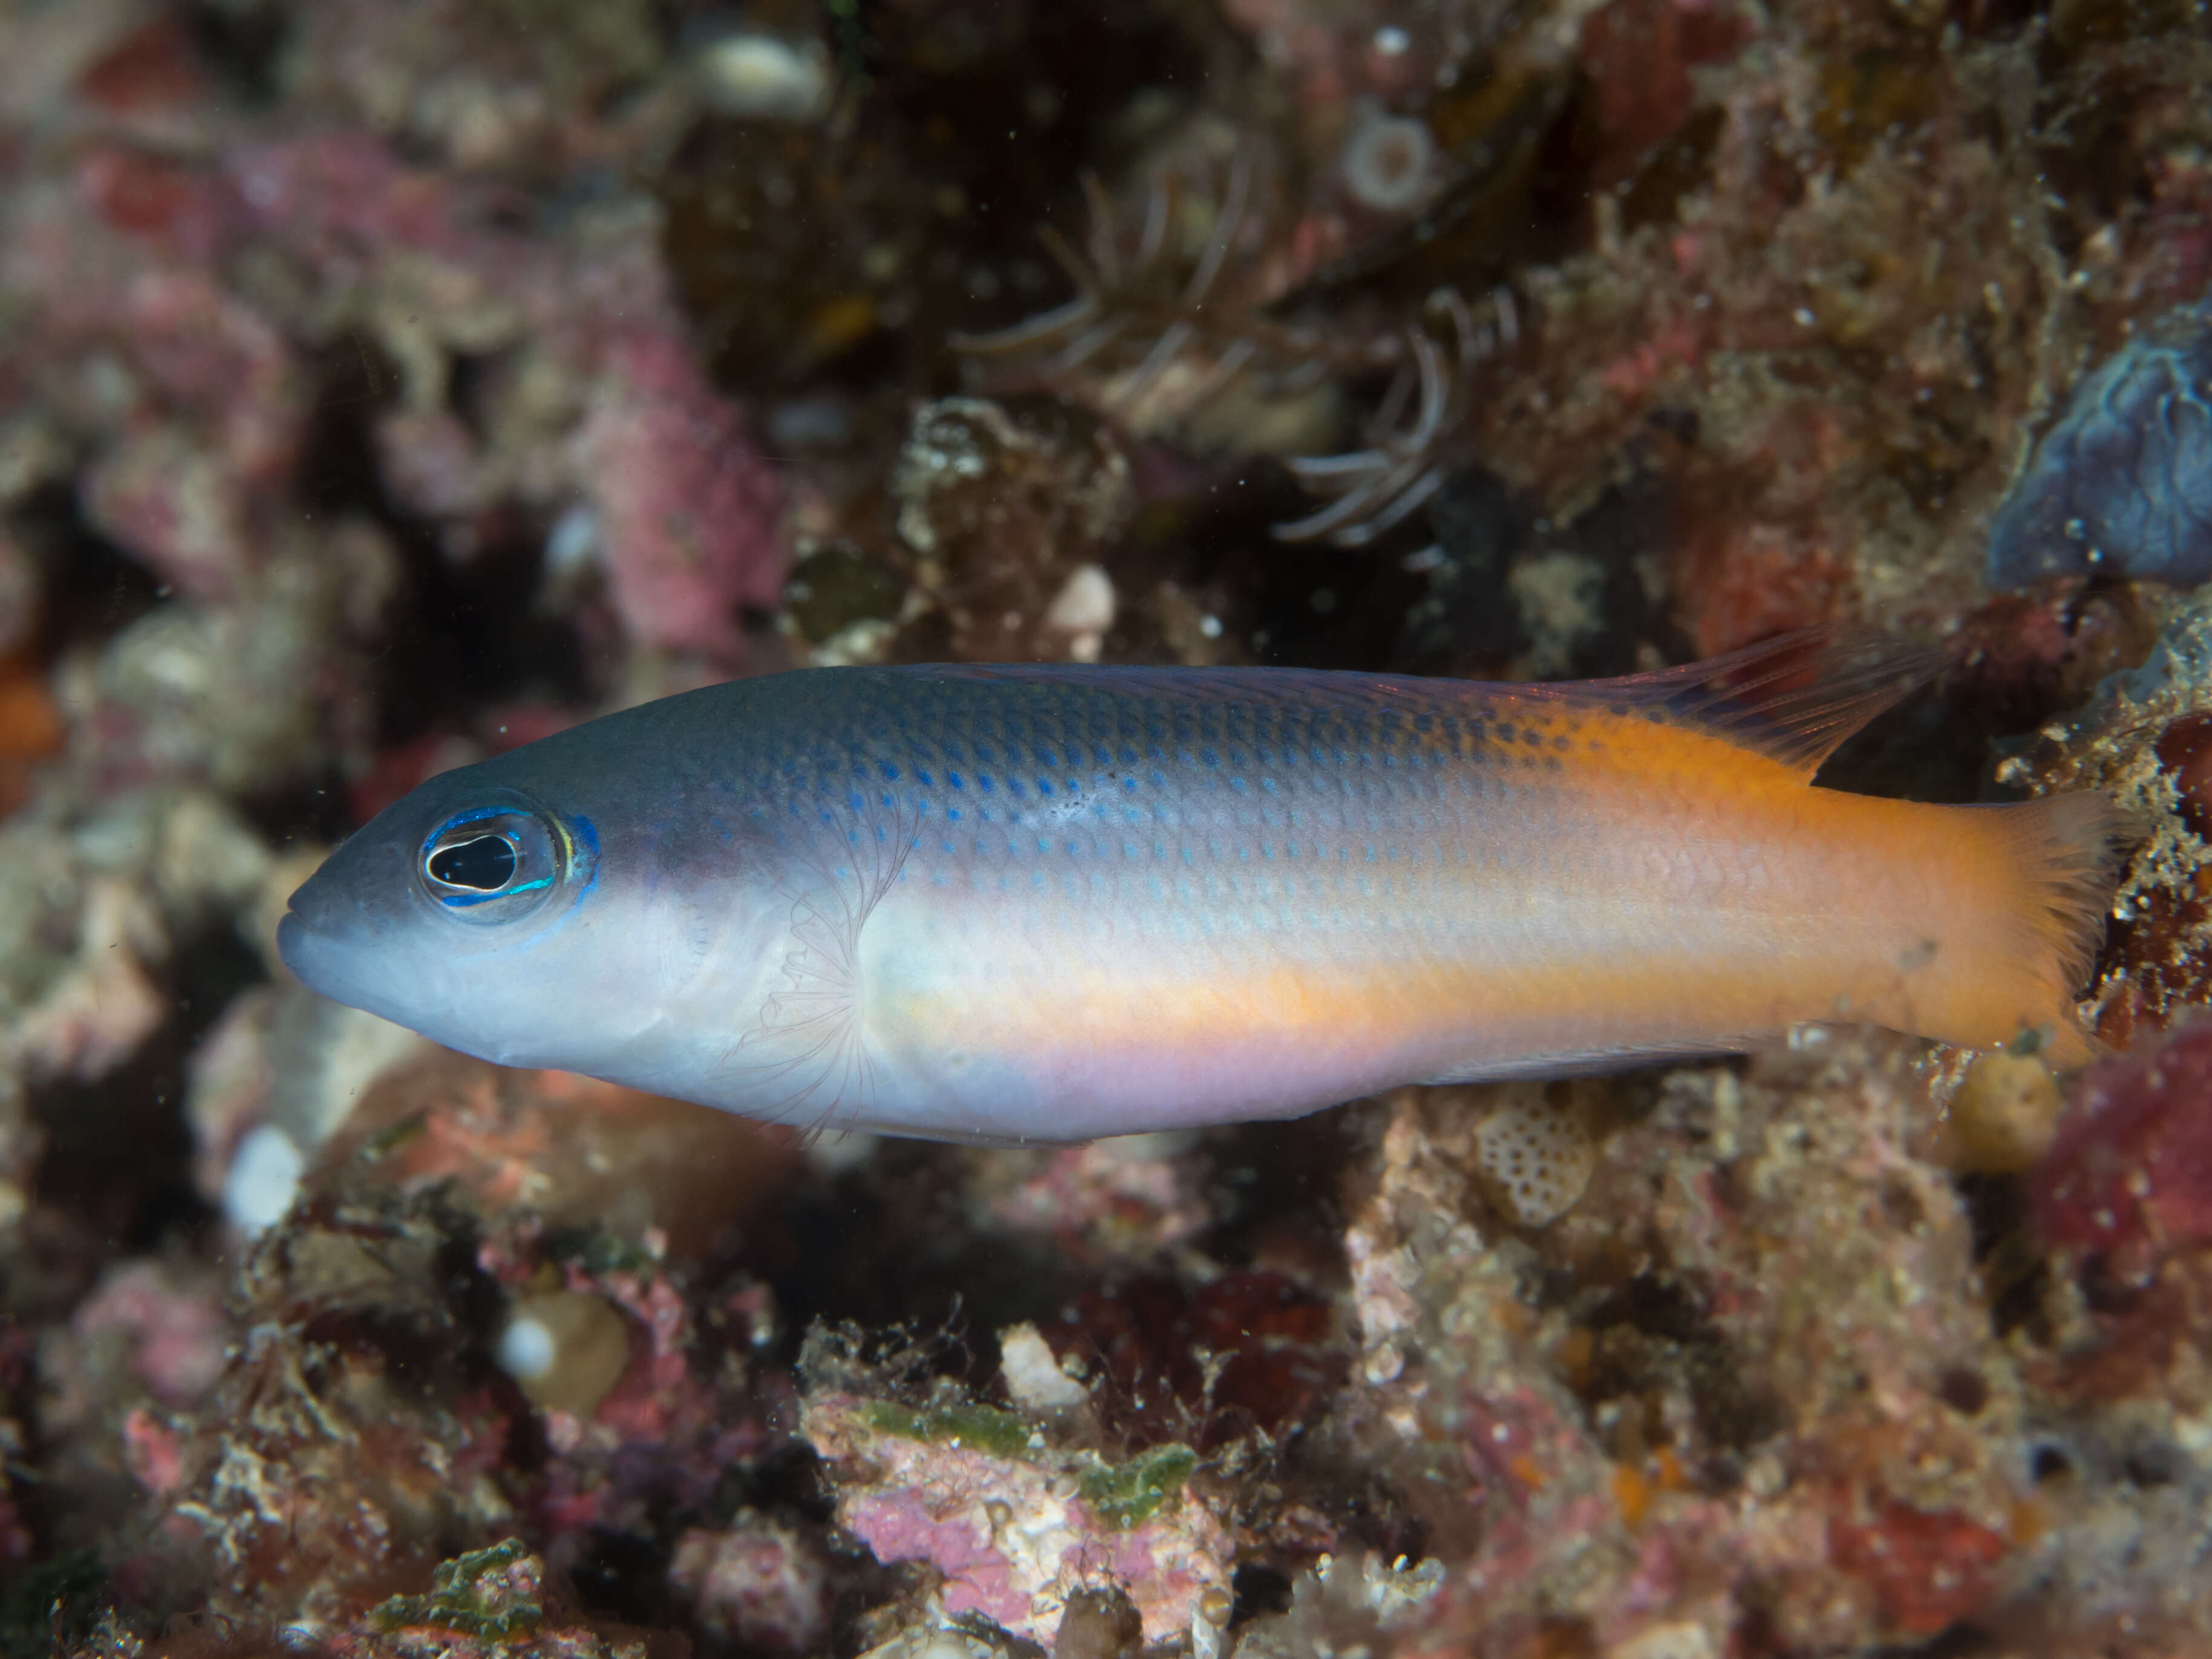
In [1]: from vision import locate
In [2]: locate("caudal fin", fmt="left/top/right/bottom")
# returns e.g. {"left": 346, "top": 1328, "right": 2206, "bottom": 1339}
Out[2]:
{"left": 1989, "top": 790, "right": 2133, "bottom": 1064}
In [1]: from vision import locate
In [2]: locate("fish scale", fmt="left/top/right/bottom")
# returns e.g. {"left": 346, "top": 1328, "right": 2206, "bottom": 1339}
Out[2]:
{"left": 278, "top": 632, "right": 2126, "bottom": 1143}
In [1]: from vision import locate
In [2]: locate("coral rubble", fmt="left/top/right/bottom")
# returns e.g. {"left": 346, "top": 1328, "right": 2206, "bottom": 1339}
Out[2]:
{"left": 6, "top": 0, "right": 2212, "bottom": 1655}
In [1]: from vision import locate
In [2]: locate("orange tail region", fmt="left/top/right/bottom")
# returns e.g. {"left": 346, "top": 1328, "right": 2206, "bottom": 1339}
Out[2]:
{"left": 1933, "top": 790, "right": 2130, "bottom": 1066}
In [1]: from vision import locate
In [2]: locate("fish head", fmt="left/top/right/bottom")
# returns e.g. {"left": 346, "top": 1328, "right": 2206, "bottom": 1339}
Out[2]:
{"left": 278, "top": 760, "right": 697, "bottom": 1074}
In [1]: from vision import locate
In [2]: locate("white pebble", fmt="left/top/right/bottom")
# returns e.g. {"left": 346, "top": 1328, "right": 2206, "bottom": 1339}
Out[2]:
{"left": 694, "top": 33, "right": 832, "bottom": 122}
{"left": 544, "top": 503, "right": 602, "bottom": 577}
{"left": 1044, "top": 564, "right": 1116, "bottom": 635}
{"left": 223, "top": 1123, "right": 305, "bottom": 1234}
{"left": 498, "top": 1313, "right": 559, "bottom": 1382}
{"left": 999, "top": 1321, "right": 1090, "bottom": 1412}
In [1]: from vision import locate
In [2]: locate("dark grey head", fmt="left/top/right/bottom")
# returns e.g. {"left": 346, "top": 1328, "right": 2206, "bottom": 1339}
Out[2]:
{"left": 278, "top": 762, "right": 624, "bottom": 1067}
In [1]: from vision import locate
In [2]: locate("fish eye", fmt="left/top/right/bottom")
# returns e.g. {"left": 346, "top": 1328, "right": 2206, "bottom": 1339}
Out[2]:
{"left": 426, "top": 834, "right": 518, "bottom": 891}
{"left": 419, "top": 805, "right": 571, "bottom": 919}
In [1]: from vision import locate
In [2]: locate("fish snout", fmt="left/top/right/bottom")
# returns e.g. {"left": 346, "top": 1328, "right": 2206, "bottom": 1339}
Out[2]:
{"left": 275, "top": 869, "right": 370, "bottom": 1004}
{"left": 274, "top": 831, "right": 416, "bottom": 1008}
{"left": 275, "top": 905, "right": 328, "bottom": 975}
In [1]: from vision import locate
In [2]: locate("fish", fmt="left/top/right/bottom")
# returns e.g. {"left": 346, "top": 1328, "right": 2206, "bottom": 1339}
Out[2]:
{"left": 277, "top": 629, "right": 2126, "bottom": 1144}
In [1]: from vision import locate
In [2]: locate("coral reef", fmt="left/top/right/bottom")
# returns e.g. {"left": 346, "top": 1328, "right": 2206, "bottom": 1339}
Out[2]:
{"left": 667, "top": 1513, "right": 831, "bottom": 1655}
{"left": 889, "top": 396, "right": 1135, "bottom": 663}
{"left": 804, "top": 1377, "right": 1231, "bottom": 1644}
{"left": 7, "top": 0, "right": 2212, "bottom": 1657}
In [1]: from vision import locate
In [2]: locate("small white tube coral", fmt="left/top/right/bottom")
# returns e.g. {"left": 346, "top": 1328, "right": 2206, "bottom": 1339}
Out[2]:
{"left": 1341, "top": 109, "right": 1437, "bottom": 212}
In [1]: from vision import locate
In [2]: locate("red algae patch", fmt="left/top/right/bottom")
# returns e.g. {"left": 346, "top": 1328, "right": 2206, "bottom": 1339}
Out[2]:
{"left": 2033, "top": 1020, "right": 2212, "bottom": 1266}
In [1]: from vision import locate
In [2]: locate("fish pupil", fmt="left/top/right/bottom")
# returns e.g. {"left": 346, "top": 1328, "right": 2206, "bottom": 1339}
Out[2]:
{"left": 428, "top": 835, "right": 518, "bottom": 890}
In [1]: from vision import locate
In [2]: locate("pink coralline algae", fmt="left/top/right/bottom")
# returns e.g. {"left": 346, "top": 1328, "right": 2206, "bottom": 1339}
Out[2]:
{"left": 70, "top": 1260, "right": 228, "bottom": 1407}
{"left": 1330, "top": 1044, "right": 2058, "bottom": 1653}
{"left": 68, "top": 268, "right": 301, "bottom": 601}
{"left": 9, "top": 102, "right": 785, "bottom": 666}
{"left": 965, "top": 1135, "right": 1212, "bottom": 1266}
{"left": 667, "top": 1514, "right": 832, "bottom": 1654}
{"left": 2033, "top": 1019, "right": 2212, "bottom": 1268}
{"left": 79, "top": 429, "right": 250, "bottom": 605}
{"left": 221, "top": 129, "right": 784, "bottom": 661}
{"left": 576, "top": 331, "right": 786, "bottom": 660}
{"left": 803, "top": 1390, "right": 1230, "bottom": 1645}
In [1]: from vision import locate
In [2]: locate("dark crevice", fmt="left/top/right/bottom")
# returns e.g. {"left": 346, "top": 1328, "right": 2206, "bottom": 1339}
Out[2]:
{"left": 292, "top": 340, "right": 597, "bottom": 762}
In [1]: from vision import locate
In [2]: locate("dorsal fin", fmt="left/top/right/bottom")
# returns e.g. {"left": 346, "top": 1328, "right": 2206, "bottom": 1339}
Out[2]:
{"left": 1547, "top": 627, "right": 1948, "bottom": 781}
{"left": 884, "top": 627, "right": 1945, "bottom": 783}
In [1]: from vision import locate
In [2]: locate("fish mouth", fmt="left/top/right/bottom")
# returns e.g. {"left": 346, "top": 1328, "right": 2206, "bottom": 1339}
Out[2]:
{"left": 275, "top": 906, "right": 342, "bottom": 997}
{"left": 277, "top": 901, "right": 405, "bottom": 1029}
{"left": 276, "top": 867, "right": 380, "bottom": 1004}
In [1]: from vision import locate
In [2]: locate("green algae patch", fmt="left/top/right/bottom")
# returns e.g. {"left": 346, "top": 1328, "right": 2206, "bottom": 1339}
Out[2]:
{"left": 1080, "top": 1442, "right": 1198, "bottom": 1529}
{"left": 356, "top": 1110, "right": 429, "bottom": 1162}
{"left": 861, "top": 1398, "right": 1036, "bottom": 1460}
{"left": 371, "top": 1537, "right": 546, "bottom": 1638}
{"left": 541, "top": 1224, "right": 661, "bottom": 1276}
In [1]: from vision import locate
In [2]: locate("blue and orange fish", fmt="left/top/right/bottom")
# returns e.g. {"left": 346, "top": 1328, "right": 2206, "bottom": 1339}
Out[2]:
{"left": 278, "top": 630, "right": 2124, "bottom": 1142}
